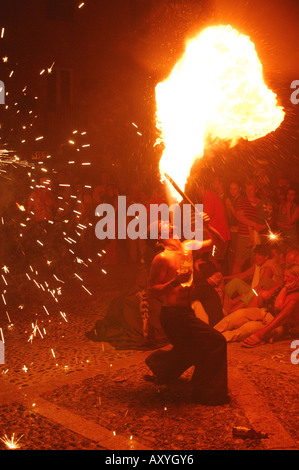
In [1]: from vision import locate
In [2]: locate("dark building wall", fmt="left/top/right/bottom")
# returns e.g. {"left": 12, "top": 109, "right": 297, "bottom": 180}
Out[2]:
{"left": 0, "top": 0, "right": 215, "bottom": 167}
{"left": 0, "top": 0, "right": 151, "bottom": 157}
{"left": 1, "top": 0, "right": 296, "bottom": 179}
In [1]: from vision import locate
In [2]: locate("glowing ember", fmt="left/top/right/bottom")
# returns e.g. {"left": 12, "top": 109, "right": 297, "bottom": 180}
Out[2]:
{"left": 155, "top": 25, "right": 285, "bottom": 199}
{"left": 16, "top": 203, "right": 26, "bottom": 212}
{"left": 0, "top": 433, "right": 24, "bottom": 450}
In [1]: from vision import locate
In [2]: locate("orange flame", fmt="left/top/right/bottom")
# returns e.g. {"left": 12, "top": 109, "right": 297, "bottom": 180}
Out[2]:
{"left": 155, "top": 25, "right": 285, "bottom": 199}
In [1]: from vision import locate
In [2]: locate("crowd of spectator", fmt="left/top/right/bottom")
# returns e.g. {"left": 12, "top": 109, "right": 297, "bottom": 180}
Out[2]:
{"left": 10, "top": 163, "right": 298, "bottom": 348}
{"left": 185, "top": 170, "right": 299, "bottom": 348}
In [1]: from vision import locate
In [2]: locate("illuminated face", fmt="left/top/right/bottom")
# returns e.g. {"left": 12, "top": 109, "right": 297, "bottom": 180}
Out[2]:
{"left": 254, "top": 253, "right": 267, "bottom": 266}
{"left": 229, "top": 183, "right": 241, "bottom": 198}
{"left": 284, "top": 271, "right": 299, "bottom": 289}
{"left": 245, "top": 184, "right": 256, "bottom": 199}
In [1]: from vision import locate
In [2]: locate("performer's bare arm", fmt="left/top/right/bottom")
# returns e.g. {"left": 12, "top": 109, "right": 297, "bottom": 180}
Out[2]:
{"left": 148, "top": 253, "right": 190, "bottom": 300}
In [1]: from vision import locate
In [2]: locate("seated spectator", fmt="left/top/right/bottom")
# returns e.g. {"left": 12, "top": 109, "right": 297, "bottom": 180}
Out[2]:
{"left": 223, "top": 244, "right": 283, "bottom": 314}
{"left": 241, "top": 264, "right": 299, "bottom": 347}
{"left": 214, "top": 287, "right": 280, "bottom": 343}
{"left": 215, "top": 264, "right": 299, "bottom": 343}
{"left": 269, "top": 244, "right": 285, "bottom": 270}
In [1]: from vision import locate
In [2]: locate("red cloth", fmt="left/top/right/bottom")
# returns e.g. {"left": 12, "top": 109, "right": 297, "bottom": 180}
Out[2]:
{"left": 203, "top": 190, "right": 231, "bottom": 242}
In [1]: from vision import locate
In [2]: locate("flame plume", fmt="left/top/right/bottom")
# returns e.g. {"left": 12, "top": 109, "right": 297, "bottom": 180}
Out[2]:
{"left": 155, "top": 25, "right": 285, "bottom": 199}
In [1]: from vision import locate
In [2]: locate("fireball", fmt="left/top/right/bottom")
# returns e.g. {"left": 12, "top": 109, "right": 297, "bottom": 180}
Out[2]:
{"left": 155, "top": 25, "right": 285, "bottom": 199}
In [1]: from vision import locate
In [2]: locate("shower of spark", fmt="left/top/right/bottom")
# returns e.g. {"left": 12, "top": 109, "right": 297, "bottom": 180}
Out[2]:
{"left": 0, "top": 433, "right": 24, "bottom": 450}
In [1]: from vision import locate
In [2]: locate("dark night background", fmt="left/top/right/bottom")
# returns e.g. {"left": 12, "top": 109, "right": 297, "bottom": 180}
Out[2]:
{"left": 0, "top": 0, "right": 298, "bottom": 192}
{"left": 0, "top": 2, "right": 298, "bottom": 454}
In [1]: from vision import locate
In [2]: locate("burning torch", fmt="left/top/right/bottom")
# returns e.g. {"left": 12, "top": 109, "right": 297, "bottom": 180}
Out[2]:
{"left": 163, "top": 172, "right": 224, "bottom": 246}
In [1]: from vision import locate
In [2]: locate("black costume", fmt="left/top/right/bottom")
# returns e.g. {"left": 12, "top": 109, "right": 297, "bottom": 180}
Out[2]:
{"left": 146, "top": 305, "right": 229, "bottom": 405}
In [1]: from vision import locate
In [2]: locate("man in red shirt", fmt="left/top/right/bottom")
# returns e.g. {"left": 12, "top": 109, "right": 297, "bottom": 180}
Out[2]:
{"left": 195, "top": 183, "right": 230, "bottom": 273}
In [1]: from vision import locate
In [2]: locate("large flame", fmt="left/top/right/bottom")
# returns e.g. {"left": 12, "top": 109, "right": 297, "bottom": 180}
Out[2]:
{"left": 155, "top": 25, "right": 285, "bottom": 199}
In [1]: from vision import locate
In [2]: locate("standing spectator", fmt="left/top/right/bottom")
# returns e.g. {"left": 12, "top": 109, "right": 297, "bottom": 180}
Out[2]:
{"left": 241, "top": 264, "right": 299, "bottom": 347}
{"left": 212, "top": 176, "right": 225, "bottom": 200}
{"left": 223, "top": 244, "right": 283, "bottom": 314}
{"left": 256, "top": 186, "right": 276, "bottom": 244}
{"left": 232, "top": 179, "right": 265, "bottom": 274}
{"left": 195, "top": 183, "right": 231, "bottom": 273}
{"left": 277, "top": 187, "right": 299, "bottom": 247}
{"left": 225, "top": 181, "right": 243, "bottom": 273}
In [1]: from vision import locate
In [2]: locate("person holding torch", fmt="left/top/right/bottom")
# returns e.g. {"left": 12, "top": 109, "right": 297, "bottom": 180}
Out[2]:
{"left": 145, "top": 219, "right": 229, "bottom": 406}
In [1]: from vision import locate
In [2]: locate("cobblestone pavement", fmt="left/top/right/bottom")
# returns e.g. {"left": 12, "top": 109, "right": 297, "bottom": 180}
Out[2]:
{"left": 0, "top": 263, "right": 298, "bottom": 451}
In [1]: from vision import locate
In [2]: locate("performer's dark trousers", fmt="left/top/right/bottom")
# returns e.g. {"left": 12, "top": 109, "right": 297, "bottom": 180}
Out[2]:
{"left": 146, "top": 306, "right": 228, "bottom": 404}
